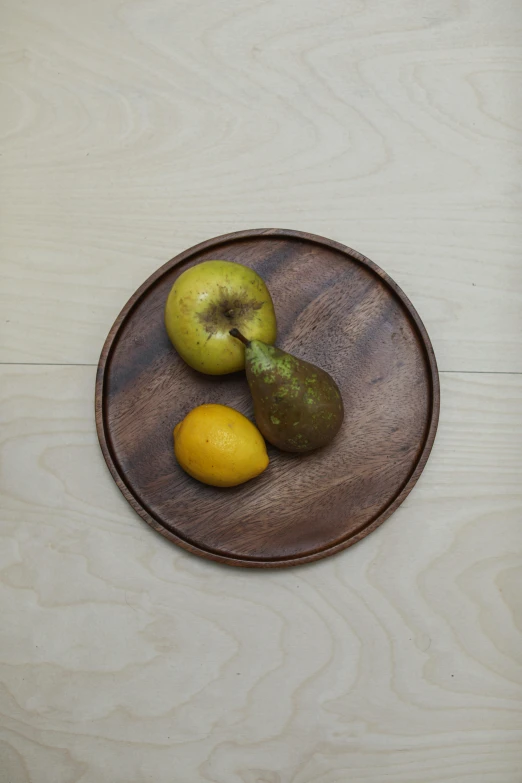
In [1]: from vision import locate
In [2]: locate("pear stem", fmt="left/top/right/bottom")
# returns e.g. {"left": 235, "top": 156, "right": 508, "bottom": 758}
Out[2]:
{"left": 229, "top": 328, "right": 250, "bottom": 347}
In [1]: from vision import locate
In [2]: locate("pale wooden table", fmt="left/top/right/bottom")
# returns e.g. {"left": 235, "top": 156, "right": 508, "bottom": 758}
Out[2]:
{"left": 1, "top": 1, "right": 521, "bottom": 781}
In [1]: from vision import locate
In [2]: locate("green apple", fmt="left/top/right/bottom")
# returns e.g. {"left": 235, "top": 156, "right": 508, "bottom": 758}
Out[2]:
{"left": 165, "top": 260, "right": 277, "bottom": 374}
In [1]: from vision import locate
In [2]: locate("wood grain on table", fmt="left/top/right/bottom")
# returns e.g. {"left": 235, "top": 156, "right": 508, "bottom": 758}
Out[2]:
{"left": 1, "top": 0, "right": 521, "bottom": 781}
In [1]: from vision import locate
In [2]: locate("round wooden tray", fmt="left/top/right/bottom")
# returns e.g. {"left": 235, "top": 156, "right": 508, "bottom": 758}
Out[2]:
{"left": 96, "top": 229, "right": 439, "bottom": 568}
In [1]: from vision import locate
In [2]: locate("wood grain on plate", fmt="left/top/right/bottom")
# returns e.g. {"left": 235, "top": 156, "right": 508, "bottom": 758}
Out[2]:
{"left": 95, "top": 229, "right": 439, "bottom": 567}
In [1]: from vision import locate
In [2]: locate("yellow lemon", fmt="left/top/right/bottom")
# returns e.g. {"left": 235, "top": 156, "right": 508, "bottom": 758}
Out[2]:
{"left": 173, "top": 404, "right": 269, "bottom": 487}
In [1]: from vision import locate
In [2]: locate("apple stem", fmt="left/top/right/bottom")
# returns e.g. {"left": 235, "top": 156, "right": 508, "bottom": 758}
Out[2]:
{"left": 229, "top": 328, "right": 250, "bottom": 347}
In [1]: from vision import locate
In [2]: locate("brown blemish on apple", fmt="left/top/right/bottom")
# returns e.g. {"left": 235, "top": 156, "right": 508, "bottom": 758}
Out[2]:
{"left": 197, "top": 289, "right": 264, "bottom": 334}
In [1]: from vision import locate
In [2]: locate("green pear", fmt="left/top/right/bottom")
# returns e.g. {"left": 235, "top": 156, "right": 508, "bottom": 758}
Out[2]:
{"left": 231, "top": 329, "right": 344, "bottom": 452}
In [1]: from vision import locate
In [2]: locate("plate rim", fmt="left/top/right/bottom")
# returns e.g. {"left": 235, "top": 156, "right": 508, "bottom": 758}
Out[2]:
{"left": 95, "top": 228, "right": 440, "bottom": 568}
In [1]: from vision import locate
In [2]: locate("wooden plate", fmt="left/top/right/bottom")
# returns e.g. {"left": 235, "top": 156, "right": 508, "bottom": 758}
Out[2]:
{"left": 96, "top": 229, "right": 439, "bottom": 568}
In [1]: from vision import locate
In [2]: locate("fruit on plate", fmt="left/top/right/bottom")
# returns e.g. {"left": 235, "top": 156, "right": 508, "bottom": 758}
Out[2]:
{"left": 230, "top": 329, "right": 344, "bottom": 453}
{"left": 165, "top": 260, "right": 277, "bottom": 375}
{"left": 173, "top": 403, "right": 269, "bottom": 487}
